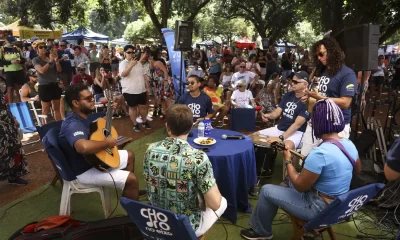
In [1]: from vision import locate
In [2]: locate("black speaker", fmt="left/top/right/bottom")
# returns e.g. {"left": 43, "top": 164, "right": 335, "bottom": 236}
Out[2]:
{"left": 335, "top": 24, "right": 380, "bottom": 71}
{"left": 174, "top": 20, "right": 193, "bottom": 51}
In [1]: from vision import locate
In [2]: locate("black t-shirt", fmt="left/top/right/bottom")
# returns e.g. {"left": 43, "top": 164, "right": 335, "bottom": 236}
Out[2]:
{"left": 394, "top": 58, "right": 400, "bottom": 81}
{"left": 281, "top": 52, "right": 293, "bottom": 70}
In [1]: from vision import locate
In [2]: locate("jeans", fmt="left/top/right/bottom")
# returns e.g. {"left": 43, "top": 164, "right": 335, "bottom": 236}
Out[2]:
{"left": 281, "top": 70, "right": 293, "bottom": 81}
{"left": 249, "top": 183, "right": 328, "bottom": 237}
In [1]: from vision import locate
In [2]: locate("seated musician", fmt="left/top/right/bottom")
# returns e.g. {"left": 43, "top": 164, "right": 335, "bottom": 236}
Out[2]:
{"left": 143, "top": 104, "right": 227, "bottom": 237}
{"left": 258, "top": 71, "right": 310, "bottom": 151}
{"left": 241, "top": 99, "right": 361, "bottom": 240}
{"left": 59, "top": 84, "right": 144, "bottom": 200}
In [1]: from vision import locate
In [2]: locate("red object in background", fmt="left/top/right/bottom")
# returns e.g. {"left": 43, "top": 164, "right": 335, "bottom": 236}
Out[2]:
{"left": 255, "top": 106, "right": 261, "bottom": 112}
{"left": 4, "top": 94, "right": 9, "bottom": 103}
{"left": 234, "top": 37, "right": 256, "bottom": 49}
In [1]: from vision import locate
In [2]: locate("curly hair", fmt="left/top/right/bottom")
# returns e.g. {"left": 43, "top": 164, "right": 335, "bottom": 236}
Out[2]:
{"left": 311, "top": 37, "right": 344, "bottom": 77}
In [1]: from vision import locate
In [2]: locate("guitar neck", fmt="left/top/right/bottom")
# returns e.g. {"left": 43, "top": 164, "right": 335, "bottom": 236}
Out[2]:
{"left": 104, "top": 90, "right": 113, "bottom": 133}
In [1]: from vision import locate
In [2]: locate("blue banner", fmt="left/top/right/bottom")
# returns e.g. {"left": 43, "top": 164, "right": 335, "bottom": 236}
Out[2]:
{"left": 162, "top": 28, "right": 186, "bottom": 98}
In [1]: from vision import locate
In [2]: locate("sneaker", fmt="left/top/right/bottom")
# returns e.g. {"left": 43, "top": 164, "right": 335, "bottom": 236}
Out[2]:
{"left": 139, "top": 189, "right": 147, "bottom": 197}
{"left": 112, "top": 113, "right": 121, "bottom": 119}
{"left": 142, "top": 122, "right": 151, "bottom": 130}
{"left": 146, "top": 116, "right": 153, "bottom": 122}
{"left": 8, "top": 177, "right": 28, "bottom": 186}
{"left": 249, "top": 186, "right": 259, "bottom": 196}
{"left": 241, "top": 228, "right": 273, "bottom": 240}
{"left": 133, "top": 123, "right": 141, "bottom": 132}
{"left": 136, "top": 117, "right": 143, "bottom": 123}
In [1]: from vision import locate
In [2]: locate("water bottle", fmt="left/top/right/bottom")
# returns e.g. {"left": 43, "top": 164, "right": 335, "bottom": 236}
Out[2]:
{"left": 198, "top": 120, "right": 205, "bottom": 137}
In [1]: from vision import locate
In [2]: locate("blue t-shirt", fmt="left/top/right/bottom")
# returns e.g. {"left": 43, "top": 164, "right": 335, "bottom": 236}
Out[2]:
{"left": 208, "top": 55, "right": 221, "bottom": 73}
{"left": 59, "top": 112, "right": 92, "bottom": 176}
{"left": 317, "top": 65, "right": 357, "bottom": 124}
{"left": 277, "top": 91, "right": 310, "bottom": 132}
{"left": 178, "top": 91, "right": 214, "bottom": 121}
{"left": 305, "top": 138, "right": 358, "bottom": 196}
{"left": 387, "top": 137, "right": 400, "bottom": 172}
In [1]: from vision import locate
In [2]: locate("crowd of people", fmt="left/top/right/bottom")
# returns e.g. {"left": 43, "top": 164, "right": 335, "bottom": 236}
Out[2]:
{"left": 1, "top": 34, "right": 400, "bottom": 238}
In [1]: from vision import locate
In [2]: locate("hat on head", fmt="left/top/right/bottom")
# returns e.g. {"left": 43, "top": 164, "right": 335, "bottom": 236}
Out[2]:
{"left": 31, "top": 36, "right": 39, "bottom": 42}
{"left": 32, "top": 40, "right": 46, "bottom": 48}
{"left": 236, "top": 80, "right": 245, "bottom": 86}
{"left": 77, "top": 63, "right": 86, "bottom": 69}
{"left": 294, "top": 71, "right": 309, "bottom": 83}
{"left": 27, "top": 68, "right": 37, "bottom": 77}
{"left": 6, "top": 35, "right": 16, "bottom": 44}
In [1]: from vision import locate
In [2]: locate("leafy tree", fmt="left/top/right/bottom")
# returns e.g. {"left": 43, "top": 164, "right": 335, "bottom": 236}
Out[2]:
{"left": 123, "top": 17, "right": 159, "bottom": 41}
{"left": 286, "top": 21, "right": 322, "bottom": 50}
{"left": 215, "top": 0, "right": 301, "bottom": 45}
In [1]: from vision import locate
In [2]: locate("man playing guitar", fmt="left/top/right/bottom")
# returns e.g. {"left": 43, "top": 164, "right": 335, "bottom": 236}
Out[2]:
{"left": 301, "top": 37, "right": 358, "bottom": 157}
{"left": 59, "top": 84, "right": 144, "bottom": 200}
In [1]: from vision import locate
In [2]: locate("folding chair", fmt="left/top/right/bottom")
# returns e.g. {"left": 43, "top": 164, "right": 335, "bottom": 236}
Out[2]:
{"left": 284, "top": 183, "right": 385, "bottom": 240}
{"left": 120, "top": 197, "right": 210, "bottom": 240}
{"left": 43, "top": 127, "right": 111, "bottom": 218}
{"left": 8, "top": 102, "right": 42, "bottom": 155}
{"left": 19, "top": 89, "right": 48, "bottom": 126}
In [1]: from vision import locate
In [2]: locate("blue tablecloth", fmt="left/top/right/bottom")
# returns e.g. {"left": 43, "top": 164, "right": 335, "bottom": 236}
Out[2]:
{"left": 188, "top": 129, "right": 257, "bottom": 223}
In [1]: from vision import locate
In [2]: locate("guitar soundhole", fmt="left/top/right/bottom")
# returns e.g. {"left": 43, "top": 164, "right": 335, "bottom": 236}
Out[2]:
{"left": 103, "top": 129, "right": 110, "bottom": 137}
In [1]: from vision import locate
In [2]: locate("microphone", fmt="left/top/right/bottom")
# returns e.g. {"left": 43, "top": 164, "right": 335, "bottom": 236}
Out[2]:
{"left": 221, "top": 134, "right": 245, "bottom": 140}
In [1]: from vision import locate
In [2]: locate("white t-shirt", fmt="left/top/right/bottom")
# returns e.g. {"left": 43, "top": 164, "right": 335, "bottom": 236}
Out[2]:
{"left": 373, "top": 63, "right": 385, "bottom": 77}
{"left": 231, "top": 89, "right": 254, "bottom": 107}
{"left": 119, "top": 60, "right": 146, "bottom": 94}
{"left": 188, "top": 69, "right": 205, "bottom": 78}
{"left": 231, "top": 71, "right": 256, "bottom": 87}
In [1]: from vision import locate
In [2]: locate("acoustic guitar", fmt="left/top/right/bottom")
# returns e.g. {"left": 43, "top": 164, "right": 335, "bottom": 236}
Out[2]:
{"left": 84, "top": 89, "right": 120, "bottom": 170}
{"left": 270, "top": 141, "right": 306, "bottom": 160}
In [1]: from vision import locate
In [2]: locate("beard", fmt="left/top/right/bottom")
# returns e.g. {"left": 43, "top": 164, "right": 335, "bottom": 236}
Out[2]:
{"left": 80, "top": 106, "right": 94, "bottom": 115}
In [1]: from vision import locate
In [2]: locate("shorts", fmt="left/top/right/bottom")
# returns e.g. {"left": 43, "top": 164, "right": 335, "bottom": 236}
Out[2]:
{"left": 111, "top": 63, "right": 119, "bottom": 72}
{"left": 90, "top": 62, "right": 101, "bottom": 73}
{"left": 258, "top": 125, "right": 304, "bottom": 149}
{"left": 195, "top": 197, "right": 227, "bottom": 237}
{"left": 38, "top": 82, "right": 62, "bottom": 102}
{"left": 77, "top": 150, "right": 130, "bottom": 190}
{"left": 5, "top": 70, "right": 25, "bottom": 88}
{"left": 123, "top": 92, "right": 147, "bottom": 107}
{"left": 300, "top": 122, "right": 351, "bottom": 156}
{"left": 372, "top": 76, "right": 384, "bottom": 85}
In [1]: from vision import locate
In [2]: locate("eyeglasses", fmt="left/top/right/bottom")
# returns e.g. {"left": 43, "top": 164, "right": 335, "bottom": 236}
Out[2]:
{"left": 79, "top": 95, "right": 94, "bottom": 102}
{"left": 186, "top": 81, "right": 196, "bottom": 85}
{"left": 31, "top": 75, "right": 38, "bottom": 78}
{"left": 316, "top": 51, "right": 326, "bottom": 58}
{"left": 38, "top": 46, "right": 46, "bottom": 49}
{"left": 125, "top": 51, "right": 134, "bottom": 54}
{"left": 77, "top": 68, "right": 85, "bottom": 71}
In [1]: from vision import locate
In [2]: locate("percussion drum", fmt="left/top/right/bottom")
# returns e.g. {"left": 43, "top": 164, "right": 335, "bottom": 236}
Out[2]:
{"left": 249, "top": 133, "right": 277, "bottom": 177}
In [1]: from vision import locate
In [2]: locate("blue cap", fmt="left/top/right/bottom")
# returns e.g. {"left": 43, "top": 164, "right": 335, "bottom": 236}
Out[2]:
{"left": 6, "top": 35, "right": 16, "bottom": 44}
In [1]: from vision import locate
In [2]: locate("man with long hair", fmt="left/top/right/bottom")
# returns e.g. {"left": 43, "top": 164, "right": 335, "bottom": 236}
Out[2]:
{"left": 301, "top": 37, "right": 358, "bottom": 157}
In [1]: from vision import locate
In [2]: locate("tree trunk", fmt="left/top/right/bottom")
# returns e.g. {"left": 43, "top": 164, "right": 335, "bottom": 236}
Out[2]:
{"left": 380, "top": 22, "right": 400, "bottom": 44}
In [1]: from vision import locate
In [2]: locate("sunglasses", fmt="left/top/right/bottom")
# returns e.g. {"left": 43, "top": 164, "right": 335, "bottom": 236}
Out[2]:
{"left": 125, "top": 51, "right": 134, "bottom": 54}
{"left": 38, "top": 46, "right": 46, "bottom": 49}
{"left": 316, "top": 51, "right": 326, "bottom": 57}
{"left": 186, "top": 81, "right": 196, "bottom": 85}
{"left": 31, "top": 75, "right": 38, "bottom": 78}
{"left": 77, "top": 68, "right": 85, "bottom": 71}
{"left": 240, "top": 66, "right": 246, "bottom": 68}
{"left": 237, "top": 85, "right": 244, "bottom": 88}
{"left": 79, "top": 95, "right": 94, "bottom": 102}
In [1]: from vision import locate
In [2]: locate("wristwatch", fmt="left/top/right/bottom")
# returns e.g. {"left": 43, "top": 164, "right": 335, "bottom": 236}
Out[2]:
{"left": 279, "top": 135, "right": 285, "bottom": 141}
{"left": 284, "top": 160, "right": 293, "bottom": 167}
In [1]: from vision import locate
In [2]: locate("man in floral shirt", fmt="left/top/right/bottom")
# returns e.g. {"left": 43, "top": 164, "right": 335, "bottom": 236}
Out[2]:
{"left": 143, "top": 104, "right": 227, "bottom": 237}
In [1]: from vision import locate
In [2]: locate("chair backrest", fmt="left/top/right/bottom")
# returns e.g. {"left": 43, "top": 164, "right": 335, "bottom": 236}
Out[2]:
{"left": 42, "top": 127, "right": 77, "bottom": 181}
{"left": 120, "top": 197, "right": 198, "bottom": 240}
{"left": 36, "top": 120, "right": 63, "bottom": 140}
{"left": 8, "top": 102, "right": 37, "bottom": 133}
{"left": 230, "top": 108, "right": 256, "bottom": 132}
{"left": 305, "top": 183, "right": 385, "bottom": 231}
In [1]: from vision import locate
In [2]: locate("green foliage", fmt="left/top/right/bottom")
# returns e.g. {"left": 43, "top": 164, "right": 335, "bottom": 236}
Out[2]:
{"left": 123, "top": 17, "right": 159, "bottom": 41}
{"left": 286, "top": 21, "right": 322, "bottom": 50}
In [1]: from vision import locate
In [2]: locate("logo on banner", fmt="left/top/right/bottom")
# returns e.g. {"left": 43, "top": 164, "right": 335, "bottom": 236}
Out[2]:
{"left": 338, "top": 195, "right": 368, "bottom": 219}
{"left": 141, "top": 208, "right": 172, "bottom": 236}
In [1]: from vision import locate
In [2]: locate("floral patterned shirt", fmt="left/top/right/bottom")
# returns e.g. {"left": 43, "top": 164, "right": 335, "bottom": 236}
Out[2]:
{"left": 143, "top": 137, "right": 216, "bottom": 231}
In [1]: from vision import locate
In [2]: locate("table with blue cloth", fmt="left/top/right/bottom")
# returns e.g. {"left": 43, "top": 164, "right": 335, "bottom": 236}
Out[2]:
{"left": 188, "top": 129, "right": 257, "bottom": 223}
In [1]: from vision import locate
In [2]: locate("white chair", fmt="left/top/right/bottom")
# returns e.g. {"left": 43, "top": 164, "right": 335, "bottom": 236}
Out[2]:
{"left": 43, "top": 127, "right": 111, "bottom": 218}
{"left": 60, "top": 180, "right": 111, "bottom": 218}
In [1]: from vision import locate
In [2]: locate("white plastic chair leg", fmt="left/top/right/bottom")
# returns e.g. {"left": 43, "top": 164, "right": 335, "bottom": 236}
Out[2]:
{"left": 59, "top": 181, "right": 72, "bottom": 215}
{"left": 101, "top": 187, "right": 111, "bottom": 218}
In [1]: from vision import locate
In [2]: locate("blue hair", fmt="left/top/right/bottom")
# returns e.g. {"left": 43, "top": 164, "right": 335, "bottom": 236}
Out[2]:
{"left": 311, "top": 99, "right": 345, "bottom": 139}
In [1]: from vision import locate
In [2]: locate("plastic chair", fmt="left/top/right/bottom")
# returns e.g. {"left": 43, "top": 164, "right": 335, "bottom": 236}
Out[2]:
{"left": 43, "top": 127, "right": 111, "bottom": 218}
{"left": 230, "top": 108, "right": 256, "bottom": 132}
{"left": 19, "top": 89, "right": 48, "bottom": 126}
{"left": 284, "top": 183, "right": 385, "bottom": 240}
{"left": 120, "top": 197, "right": 210, "bottom": 240}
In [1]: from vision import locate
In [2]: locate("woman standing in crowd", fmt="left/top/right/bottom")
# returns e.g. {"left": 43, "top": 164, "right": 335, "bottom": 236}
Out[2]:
{"left": 100, "top": 45, "right": 112, "bottom": 73}
{"left": 32, "top": 40, "right": 63, "bottom": 121}
{"left": 246, "top": 54, "right": 261, "bottom": 76}
{"left": 93, "top": 67, "right": 107, "bottom": 102}
{"left": 0, "top": 91, "right": 29, "bottom": 185}
{"left": 258, "top": 50, "right": 267, "bottom": 80}
{"left": 89, "top": 43, "right": 100, "bottom": 79}
{"left": 299, "top": 50, "right": 311, "bottom": 72}
{"left": 110, "top": 47, "right": 121, "bottom": 79}
{"left": 149, "top": 51, "right": 169, "bottom": 117}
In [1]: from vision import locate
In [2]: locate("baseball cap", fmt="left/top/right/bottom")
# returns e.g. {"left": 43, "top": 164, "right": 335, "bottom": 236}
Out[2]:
{"left": 293, "top": 71, "right": 309, "bottom": 83}
{"left": 6, "top": 35, "right": 16, "bottom": 44}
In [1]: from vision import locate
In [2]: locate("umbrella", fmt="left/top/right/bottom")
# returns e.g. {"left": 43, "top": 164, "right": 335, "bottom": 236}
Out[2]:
{"left": 62, "top": 27, "right": 109, "bottom": 41}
